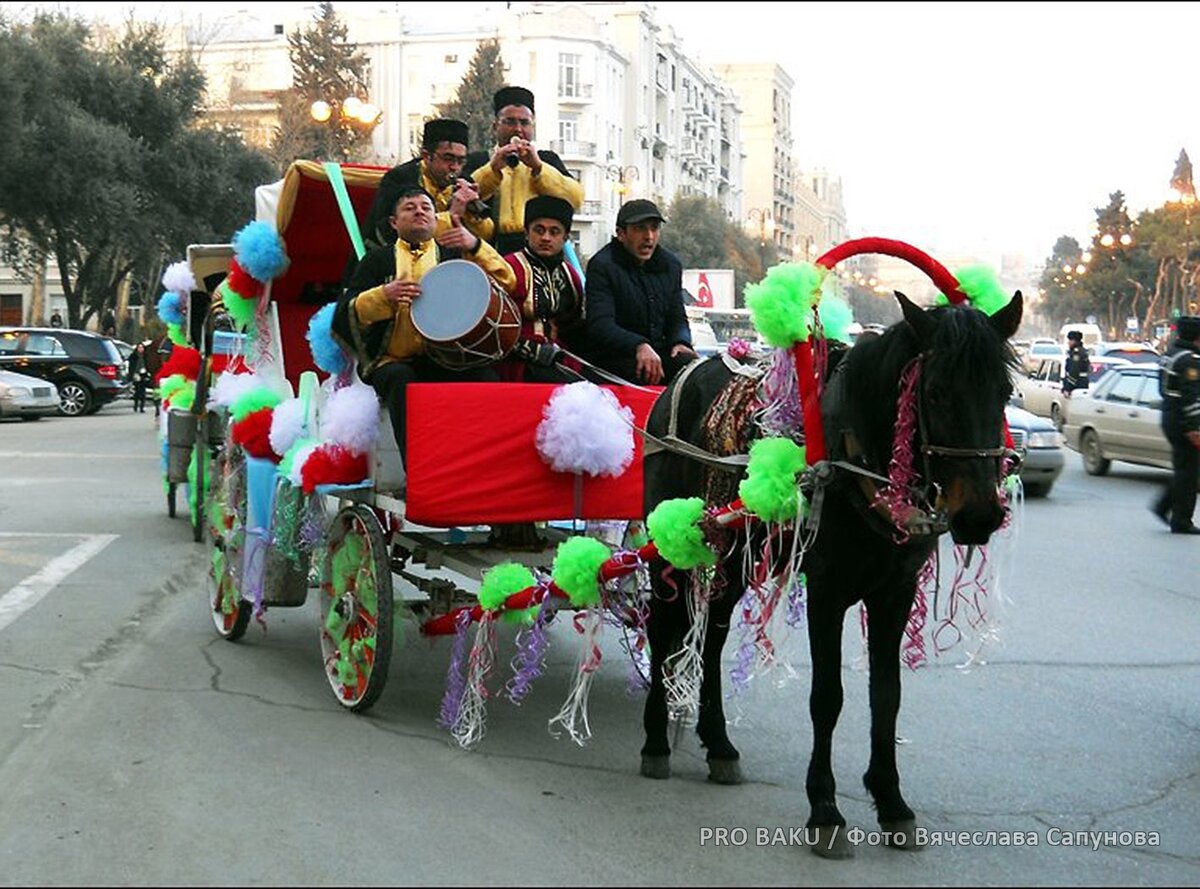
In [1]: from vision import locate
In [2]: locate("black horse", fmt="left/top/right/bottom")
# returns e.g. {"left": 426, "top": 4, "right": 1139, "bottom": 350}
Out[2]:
{"left": 640, "top": 290, "right": 1022, "bottom": 858}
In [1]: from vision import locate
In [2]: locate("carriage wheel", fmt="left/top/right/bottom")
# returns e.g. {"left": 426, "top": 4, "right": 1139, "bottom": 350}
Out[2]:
{"left": 167, "top": 482, "right": 177, "bottom": 518}
{"left": 192, "top": 428, "right": 207, "bottom": 543}
{"left": 206, "top": 445, "right": 251, "bottom": 641}
{"left": 319, "top": 504, "right": 393, "bottom": 712}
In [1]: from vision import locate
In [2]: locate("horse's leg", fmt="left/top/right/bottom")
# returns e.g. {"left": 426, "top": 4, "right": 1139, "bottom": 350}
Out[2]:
{"left": 863, "top": 588, "right": 924, "bottom": 850}
{"left": 697, "top": 572, "right": 743, "bottom": 785}
{"left": 805, "top": 583, "right": 853, "bottom": 859}
{"left": 640, "top": 561, "right": 685, "bottom": 779}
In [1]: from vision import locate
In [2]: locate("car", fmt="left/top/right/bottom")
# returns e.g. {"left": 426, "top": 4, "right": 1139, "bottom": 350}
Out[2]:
{"left": 0, "top": 326, "right": 128, "bottom": 416}
{"left": 1005, "top": 402, "right": 1064, "bottom": 497}
{"left": 1095, "top": 342, "right": 1160, "bottom": 365}
{"left": 1022, "top": 338, "right": 1063, "bottom": 374}
{"left": 1016, "top": 354, "right": 1132, "bottom": 428}
{"left": 0, "top": 369, "right": 59, "bottom": 420}
{"left": 108, "top": 338, "right": 135, "bottom": 399}
{"left": 1060, "top": 364, "right": 1197, "bottom": 486}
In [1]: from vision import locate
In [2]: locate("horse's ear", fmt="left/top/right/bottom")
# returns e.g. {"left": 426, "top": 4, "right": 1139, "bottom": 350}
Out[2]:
{"left": 989, "top": 291, "right": 1024, "bottom": 341}
{"left": 896, "top": 290, "right": 935, "bottom": 345}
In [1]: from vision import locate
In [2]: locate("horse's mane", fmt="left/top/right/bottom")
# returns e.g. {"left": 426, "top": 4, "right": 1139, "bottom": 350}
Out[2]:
{"left": 833, "top": 304, "right": 1019, "bottom": 472}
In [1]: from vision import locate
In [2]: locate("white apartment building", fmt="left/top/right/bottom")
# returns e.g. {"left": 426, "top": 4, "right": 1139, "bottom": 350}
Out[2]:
{"left": 165, "top": 1, "right": 747, "bottom": 259}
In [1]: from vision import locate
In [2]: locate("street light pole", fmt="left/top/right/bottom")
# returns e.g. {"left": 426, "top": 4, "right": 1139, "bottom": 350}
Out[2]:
{"left": 605, "top": 164, "right": 641, "bottom": 199}
{"left": 310, "top": 95, "right": 382, "bottom": 161}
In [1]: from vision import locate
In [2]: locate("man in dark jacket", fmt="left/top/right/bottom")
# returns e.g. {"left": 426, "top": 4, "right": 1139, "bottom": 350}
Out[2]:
{"left": 1150, "top": 315, "right": 1200, "bottom": 534}
{"left": 1062, "top": 329, "right": 1090, "bottom": 394}
{"left": 466, "top": 86, "right": 584, "bottom": 256}
{"left": 581, "top": 199, "right": 697, "bottom": 385}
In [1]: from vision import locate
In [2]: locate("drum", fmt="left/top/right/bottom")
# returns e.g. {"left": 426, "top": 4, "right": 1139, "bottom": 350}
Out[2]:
{"left": 410, "top": 260, "right": 522, "bottom": 371}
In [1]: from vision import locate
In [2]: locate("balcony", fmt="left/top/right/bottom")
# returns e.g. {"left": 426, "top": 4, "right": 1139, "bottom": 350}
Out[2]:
{"left": 549, "top": 140, "right": 596, "bottom": 159}
{"left": 558, "top": 83, "right": 593, "bottom": 103}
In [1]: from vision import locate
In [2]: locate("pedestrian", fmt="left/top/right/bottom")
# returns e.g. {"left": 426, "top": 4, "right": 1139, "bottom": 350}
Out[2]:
{"left": 1150, "top": 315, "right": 1200, "bottom": 534}
{"left": 101, "top": 309, "right": 116, "bottom": 337}
{"left": 49, "top": 310, "right": 63, "bottom": 328}
{"left": 465, "top": 86, "right": 584, "bottom": 255}
{"left": 1062, "top": 329, "right": 1090, "bottom": 395}
{"left": 580, "top": 198, "right": 697, "bottom": 385}
{"left": 127, "top": 341, "right": 152, "bottom": 413}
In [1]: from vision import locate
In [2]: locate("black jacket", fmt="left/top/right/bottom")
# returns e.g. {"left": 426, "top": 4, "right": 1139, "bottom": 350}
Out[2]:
{"left": 1063, "top": 344, "right": 1089, "bottom": 391}
{"left": 362, "top": 157, "right": 425, "bottom": 252}
{"left": 1159, "top": 338, "right": 1200, "bottom": 435}
{"left": 581, "top": 240, "right": 691, "bottom": 372}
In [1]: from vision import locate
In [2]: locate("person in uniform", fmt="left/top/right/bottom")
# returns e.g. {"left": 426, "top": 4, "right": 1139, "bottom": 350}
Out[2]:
{"left": 1061, "top": 329, "right": 1090, "bottom": 395}
{"left": 466, "top": 86, "right": 584, "bottom": 256}
{"left": 1150, "top": 315, "right": 1200, "bottom": 534}
{"left": 498, "top": 195, "right": 586, "bottom": 383}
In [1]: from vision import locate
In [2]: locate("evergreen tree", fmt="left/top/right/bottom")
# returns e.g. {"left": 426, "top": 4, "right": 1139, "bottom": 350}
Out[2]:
{"left": 271, "top": 1, "right": 377, "bottom": 169}
{"left": 435, "top": 40, "right": 507, "bottom": 153}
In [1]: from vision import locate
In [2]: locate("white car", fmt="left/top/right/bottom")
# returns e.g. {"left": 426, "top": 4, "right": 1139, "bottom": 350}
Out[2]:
{"left": 1017, "top": 354, "right": 1132, "bottom": 428}
{"left": 0, "top": 369, "right": 59, "bottom": 420}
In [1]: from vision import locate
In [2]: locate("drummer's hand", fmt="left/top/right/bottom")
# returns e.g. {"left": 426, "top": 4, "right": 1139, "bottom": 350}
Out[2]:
{"left": 671, "top": 343, "right": 698, "bottom": 361}
{"left": 635, "top": 343, "right": 664, "bottom": 385}
{"left": 436, "top": 215, "right": 481, "bottom": 253}
{"left": 383, "top": 279, "right": 420, "bottom": 307}
{"left": 516, "top": 139, "right": 542, "bottom": 173}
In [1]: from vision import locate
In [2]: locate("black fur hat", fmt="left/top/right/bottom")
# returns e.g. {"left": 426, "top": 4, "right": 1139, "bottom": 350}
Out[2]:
{"left": 524, "top": 195, "right": 573, "bottom": 231}
{"left": 422, "top": 118, "right": 469, "bottom": 150}
{"left": 493, "top": 86, "right": 535, "bottom": 115}
{"left": 1177, "top": 315, "right": 1200, "bottom": 340}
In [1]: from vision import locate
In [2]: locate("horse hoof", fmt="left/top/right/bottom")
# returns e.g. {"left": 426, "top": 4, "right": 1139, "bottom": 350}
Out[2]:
{"left": 640, "top": 755, "right": 671, "bottom": 780}
{"left": 707, "top": 759, "right": 743, "bottom": 785}
{"left": 808, "top": 825, "right": 854, "bottom": 860}
{"left": 880, "top": 819, "right": 924, "bottom": 851}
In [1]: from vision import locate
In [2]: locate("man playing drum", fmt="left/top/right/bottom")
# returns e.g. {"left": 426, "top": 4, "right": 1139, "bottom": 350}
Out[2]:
{"left": 466, "top": 87, "right": 584, "bottom": 256}
{"left": 360, "top": 119, "right": 493, "bottom": 254}
{"left": 498, "top": 195, "right": 586, "bottom": 383}
{"left": 332, "top": 186, "right": 516, "bottom": 460}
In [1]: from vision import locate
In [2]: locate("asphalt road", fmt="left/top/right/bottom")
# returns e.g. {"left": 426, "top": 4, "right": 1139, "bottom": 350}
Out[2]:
{"left": 0, "top": 404, "right": 1197, "bottom": 886}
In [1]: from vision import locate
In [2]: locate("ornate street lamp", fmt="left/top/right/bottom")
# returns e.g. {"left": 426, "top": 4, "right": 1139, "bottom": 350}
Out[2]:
{"left": 605, "top": 164, "right": 641, "bottom": 198}
{"left": 745, "top": 207, "right": 773, "bottom": 246}
{"left": 309, "top": 94, "right": 382, "bottom": 160}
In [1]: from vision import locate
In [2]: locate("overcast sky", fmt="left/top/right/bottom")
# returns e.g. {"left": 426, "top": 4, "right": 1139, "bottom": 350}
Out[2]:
{"left": 14, "top": 1, "right": 1199, "bottom": 265}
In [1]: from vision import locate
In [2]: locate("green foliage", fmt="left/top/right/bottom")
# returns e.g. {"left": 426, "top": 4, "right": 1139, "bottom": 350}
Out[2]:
{"left": 271, "top": 1, "right": 376, "bottom": 168}
{"left": 0, "top": 13, "right": 272, "bottom": 329}
{"left": 659, "top": 194, "right": 776, "bottom": 306}
{"left": 435, "top": 40, "right": 507, "bottom": 154}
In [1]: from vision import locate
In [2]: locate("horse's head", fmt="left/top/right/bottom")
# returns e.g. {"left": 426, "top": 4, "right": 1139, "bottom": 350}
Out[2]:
{"left": 897, "top": 290, "right": 1023, "bottom": 545}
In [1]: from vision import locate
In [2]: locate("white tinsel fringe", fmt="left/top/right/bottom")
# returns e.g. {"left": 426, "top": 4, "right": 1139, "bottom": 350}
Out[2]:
{"left": 161, "top": 260, "right": 196, "bottom": 296}
{"left": 535, "top": 381, "right": 634, "bottom": 477}
{"left": 269, "top": 397, "right": 307, "bottom": 457}
{"left": 319, "top": 381, "right": 379, "bottom": 455}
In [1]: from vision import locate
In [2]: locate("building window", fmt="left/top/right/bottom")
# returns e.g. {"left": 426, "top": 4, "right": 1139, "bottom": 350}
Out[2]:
{"left": 273, "top": 24, "right": 283, "bottom": 35}
{"left": 559, "top": 112, "right": 580, "bottom": 142}
{"left": 558, "top": 52, "right": 581, "bottom": 97}
{"left": 444, "top": 54, "right": 458, "bottom": 64}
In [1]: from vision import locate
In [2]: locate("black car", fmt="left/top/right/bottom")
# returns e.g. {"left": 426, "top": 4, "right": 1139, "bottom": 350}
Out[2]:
{"left": 0, "top": 327, "right": 128, "bottom": 416}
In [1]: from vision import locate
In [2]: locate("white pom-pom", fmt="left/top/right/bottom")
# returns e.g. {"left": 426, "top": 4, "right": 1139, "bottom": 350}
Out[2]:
{"left": 269, "top": 398, "right": 307, "bottom": 457}
{"left": 319, "top": 381, "right": 380, "bottom": 455}
{"left": 208, "top": 370, "right": 263, "bottom": 409}
{"left": 535, "top": 381, "right": 635, "bottom": 477}
{"left": 161, "top": 260, "right": 196, "bottom": 297}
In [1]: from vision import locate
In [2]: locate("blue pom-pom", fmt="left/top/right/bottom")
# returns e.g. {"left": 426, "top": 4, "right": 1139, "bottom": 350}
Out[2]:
{"left": 307, "top": 303, "right": 347, "bottom": 375}
{"left": 156, "top": 291, "right": 184, "bottom": 325}
{"left": 233, "top": 220, "right": 289, "bottom": 283}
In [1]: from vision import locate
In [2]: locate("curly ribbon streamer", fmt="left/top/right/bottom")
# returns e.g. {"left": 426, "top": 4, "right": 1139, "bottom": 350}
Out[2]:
{"left": 547, "top": 607, "right": 604, "bottom": 746}
{"left": 451, "top": 613, "right": 497, "bottom": 748}
{"left": 437, "top": 609, "right": 474, "bottom": 731}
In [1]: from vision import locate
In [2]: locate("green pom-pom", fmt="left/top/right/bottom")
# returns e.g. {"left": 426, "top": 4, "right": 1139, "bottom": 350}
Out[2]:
{"left": 166, "top": 321, "right": 188, "bottom": 347}
{"left": 230, "top": 386, "right": 284, "bottom": 423}
{"left": 279, "top": 437, "right": 319, "bottom": 479}
{"left": 817, "top": 293, "right": 855, "bottom": 344}
{"left": 738, "top": 437, "right": 807, "bottom": 523}
{"left": 478, "top": 562, "right": 536, "bottom": 611}
{"left": 221, "top": 280, "right": 259, "bottom": 331}
{"left": 646, "top": 497, "right": 714, "bottom": 570}
{"left": 159, "top": 374, "right": 189, "bottom": 403}
{"left": 745, "top": 262, "right": 824, "bottom": 347}
{"left": 171, "top": 384, "right": 196, "bottom": 413}
{"left": 938, "top": 265, "right": 1011, "bottom": 315}
{"left": 551, "top": 536, "right": 612, "bottom": 608}
{"left": 501, "top": 606, "right": 540, "bottom": 626}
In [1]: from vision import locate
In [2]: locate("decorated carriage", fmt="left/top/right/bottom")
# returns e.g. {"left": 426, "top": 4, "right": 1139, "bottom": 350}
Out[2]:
{"left": 155, "top": 158, "right": 1026, "bottom": 806}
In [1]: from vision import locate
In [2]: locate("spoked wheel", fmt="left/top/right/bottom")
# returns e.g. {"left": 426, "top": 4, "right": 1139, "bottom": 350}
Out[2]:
{"left": 192, "top": 432, "right": 207, "bottom": 543}
{"left": 319, "top": 504, "right": 393, "bottom": 712}
{"left": 206, "top": 445, "right": 251, "bottom": 641}
{"left": 167, "top": 482, "right": 177, "bottom": 518}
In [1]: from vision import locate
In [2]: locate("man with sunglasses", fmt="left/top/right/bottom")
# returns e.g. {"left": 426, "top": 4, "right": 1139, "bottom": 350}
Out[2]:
{"left": 362, "top": 118, "right": 494, "bottom": 253}
{"left": 466, "top": 86, "right": 584, "bottom": 255}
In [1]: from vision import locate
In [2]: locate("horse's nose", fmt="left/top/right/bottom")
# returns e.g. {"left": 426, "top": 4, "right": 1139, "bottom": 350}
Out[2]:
{"left": 948, "top": 500, "right": 1005, "bottom": 545}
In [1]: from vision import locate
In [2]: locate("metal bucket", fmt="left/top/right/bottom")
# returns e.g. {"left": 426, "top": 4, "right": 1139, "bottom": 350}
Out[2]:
{"left": 166, "top": 410, "right": 197, "bottom": 483}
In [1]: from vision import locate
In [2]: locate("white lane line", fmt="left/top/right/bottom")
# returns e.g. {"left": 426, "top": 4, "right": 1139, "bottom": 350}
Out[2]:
{"left": 0, "top": 534, "right": 118, "bottom": 633}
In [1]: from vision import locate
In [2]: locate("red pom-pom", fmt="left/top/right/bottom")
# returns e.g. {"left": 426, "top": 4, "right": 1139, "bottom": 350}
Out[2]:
{"left": 230, "top": 408, "right": 277, "bottom": 461}
{"left": 226, "top": 259, "right": 265, "bottom": 300}
{"left": 299, "top": 443, "right": 368, "bottom": 494}
{"left": 154, "top": 345, "right": 202, "bottom": 385}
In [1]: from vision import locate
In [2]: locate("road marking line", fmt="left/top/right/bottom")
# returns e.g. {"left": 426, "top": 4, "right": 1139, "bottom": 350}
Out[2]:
{"left": 0, "top": 534, "right": 118, "bottom": 633}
